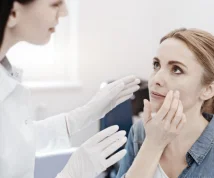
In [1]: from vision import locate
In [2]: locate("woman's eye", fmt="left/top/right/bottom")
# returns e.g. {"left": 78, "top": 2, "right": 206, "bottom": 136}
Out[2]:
{"left": 153, "top": 61, "right": 160, "bottom": 69}
{"left": 172, "top": 66, "right": 183, "bottom": 74}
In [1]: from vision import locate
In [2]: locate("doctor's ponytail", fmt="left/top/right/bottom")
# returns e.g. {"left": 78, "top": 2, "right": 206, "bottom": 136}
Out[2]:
{"left": 0, "top": 0, "right": 13, "bottom": 48}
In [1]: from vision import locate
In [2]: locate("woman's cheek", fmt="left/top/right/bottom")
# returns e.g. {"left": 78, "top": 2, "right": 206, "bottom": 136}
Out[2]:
{"left": 179, "top": 91, "right": 193, "bottom": 112}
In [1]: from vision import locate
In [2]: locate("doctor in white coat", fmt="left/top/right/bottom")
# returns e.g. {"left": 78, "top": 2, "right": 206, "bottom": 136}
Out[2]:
{"left": 0, "top": 0, "right": 140, "bottom": 178}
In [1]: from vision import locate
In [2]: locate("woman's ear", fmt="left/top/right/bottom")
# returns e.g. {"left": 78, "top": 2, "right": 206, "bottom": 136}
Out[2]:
{"left": 7, "top": 2, "right": 21, "bottom": 28}
{"left": 200, "top": 81, "right": 214, "bottom": 101}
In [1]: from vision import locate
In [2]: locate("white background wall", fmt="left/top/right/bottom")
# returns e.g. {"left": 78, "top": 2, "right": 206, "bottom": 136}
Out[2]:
{"left": 30, "top": 0, "right": 214, "bottom": 146}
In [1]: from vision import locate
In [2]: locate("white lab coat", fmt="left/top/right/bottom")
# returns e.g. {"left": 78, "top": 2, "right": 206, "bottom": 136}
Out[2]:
{"left": 0, "top": 58, "right": 72, "bottom": 178}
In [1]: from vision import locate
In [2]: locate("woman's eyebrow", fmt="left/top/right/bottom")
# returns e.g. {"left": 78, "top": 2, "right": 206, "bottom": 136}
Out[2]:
{"left": 168, "top": 61, "right": 188, "bottom": 69}
{"left": 52, "top": 0, "right": 63, "bottom": 5}
{"left": 153, "top": 57, "right": 188, "bottom": 69}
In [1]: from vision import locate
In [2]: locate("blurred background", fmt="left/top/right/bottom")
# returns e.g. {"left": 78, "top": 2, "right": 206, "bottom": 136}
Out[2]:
{"left": 7, "top": 0, "right": 214, "bottom": 147}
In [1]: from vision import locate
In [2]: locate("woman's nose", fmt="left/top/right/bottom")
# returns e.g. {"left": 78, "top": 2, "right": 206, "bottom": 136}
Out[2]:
{"left": 153, "top": 69, "right": 166, "bottom": 87}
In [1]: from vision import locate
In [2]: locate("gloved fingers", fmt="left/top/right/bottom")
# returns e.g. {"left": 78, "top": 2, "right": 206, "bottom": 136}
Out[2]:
{"left": 105, "top": 80, "right": 123, "bottom": 90}
{"left": 120, "top": 75, "right": 137, "bottom": 85}
{"left": 108, "top": 82, "right": 125, "bottom": 100}
{"left": 102, "top": 137, "right": 127, "bottom": 158}
{"left": 86, "top": 125, "right": 119, "bottom": 145}
{"left": 99, "top": 130, "right": 126, "bottom": 150}
{"left": 123, "top": 79, "right": 140, "bottom": 91}
{"left": 115, "top": 93, "right": 133, "bottom": 106}
{"left": 104, "top": 76, "right": 139, "bottom": 100}
{"left": 105, "top": 149, "right": 127, "bottom": 168}
{"left": 117, "top": 85, "right": 140, "bottom": 99}
{"left": 107, "top": 75, "right": 137, "bottom": 90}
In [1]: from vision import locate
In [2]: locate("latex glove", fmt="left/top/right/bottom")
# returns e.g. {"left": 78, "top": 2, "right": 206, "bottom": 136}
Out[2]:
{"left": 66, "top": 75, "right": 140, "bottom": 135}
{"left": 56, "top": 125, "right": 127, "bottom": 178}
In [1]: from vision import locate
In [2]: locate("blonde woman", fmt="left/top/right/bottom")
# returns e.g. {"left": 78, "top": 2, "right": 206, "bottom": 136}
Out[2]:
{"left": 117, "top": 28, "right": 214, "bottom": 178}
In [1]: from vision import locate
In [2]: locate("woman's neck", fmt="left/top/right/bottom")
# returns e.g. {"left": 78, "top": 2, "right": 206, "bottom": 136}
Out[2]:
{"left": 163, "top": 106, "right": 209, "bottom": 157}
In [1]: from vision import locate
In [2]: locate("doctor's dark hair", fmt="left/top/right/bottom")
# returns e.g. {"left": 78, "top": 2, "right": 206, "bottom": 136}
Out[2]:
{"left": 160, "top": 28, "right": 214, "bottom": 114}
{"left": 0, "top": 0, "right": 35, "bottom": 48}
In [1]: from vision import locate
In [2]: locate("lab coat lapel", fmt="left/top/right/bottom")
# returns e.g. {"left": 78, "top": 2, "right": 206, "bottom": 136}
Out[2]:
{"left": 0, "top": 63, "right": 18, "bottom": 102}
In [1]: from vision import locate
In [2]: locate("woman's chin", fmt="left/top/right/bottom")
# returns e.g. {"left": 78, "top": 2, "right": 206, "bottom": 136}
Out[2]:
{"left": 27, "top": 36, "right": 51, "bottom": 46}
{"left": 37, "top": 38, "right": 51, "bottom": 45}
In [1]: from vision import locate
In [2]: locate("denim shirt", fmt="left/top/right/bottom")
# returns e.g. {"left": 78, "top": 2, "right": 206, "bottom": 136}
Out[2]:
{"left": 116, "top": 113, "right": 214, "bottom": 178}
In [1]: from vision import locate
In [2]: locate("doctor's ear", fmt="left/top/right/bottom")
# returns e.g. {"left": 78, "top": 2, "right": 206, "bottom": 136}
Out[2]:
{"left": 7, "top": 2, "right": 22, "bottom": 28}
{"left": 200, "top": 81, "right": 214, "bottom": 101}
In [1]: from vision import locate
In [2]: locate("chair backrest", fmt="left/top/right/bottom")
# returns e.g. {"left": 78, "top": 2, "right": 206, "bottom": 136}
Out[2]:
{"left": 131, "top": 80, "right": 149, "bottom": 116}
{"left": 34, "top": 148, "right": 77, "bottom": 178}
{"left": 100, "top": 79, "right": 149, "bottom": 132}
{"left": 100, "top": 99, "right": 133, "bottom": 137}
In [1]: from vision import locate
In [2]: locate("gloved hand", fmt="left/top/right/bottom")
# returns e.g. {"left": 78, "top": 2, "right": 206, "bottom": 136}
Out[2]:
{"left": 56, "top": 125, "right": 127, "bottom": 178}
{"left": 87, "top": 75, "right": 140, "bottom": 118}
{"left": 66, "top": 75, "right": 140, "bottom": 135}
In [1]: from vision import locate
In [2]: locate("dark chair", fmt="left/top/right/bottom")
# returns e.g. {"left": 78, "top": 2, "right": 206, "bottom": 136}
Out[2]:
{"left": 100, "top": 99, "right": 133, "bottom": 178}
{"left": 99, "top": 79, "right": 149, "bottom": 178}
{"left": 100, "top": 99, "right": 133, "bottom": 137}
{"left": 131, "top": 79, "right": 149, "bottom": 116}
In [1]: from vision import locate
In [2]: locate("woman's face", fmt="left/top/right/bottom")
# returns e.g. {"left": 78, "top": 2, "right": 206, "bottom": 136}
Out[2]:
{"left": 148, "top": 38, "right": 205, "bottom": 113}
{"left": 11, "top": 0, "right": 68, "bottom": 44}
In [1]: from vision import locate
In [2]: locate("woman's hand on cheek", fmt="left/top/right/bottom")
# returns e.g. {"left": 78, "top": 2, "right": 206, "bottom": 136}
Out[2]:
{"left": 142, "top": 90, "right": 187, "bottom": 150}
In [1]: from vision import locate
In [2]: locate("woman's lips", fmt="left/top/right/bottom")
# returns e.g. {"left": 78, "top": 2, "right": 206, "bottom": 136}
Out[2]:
{"left": 150, "top": 91, "right": 165, "bottom": 100}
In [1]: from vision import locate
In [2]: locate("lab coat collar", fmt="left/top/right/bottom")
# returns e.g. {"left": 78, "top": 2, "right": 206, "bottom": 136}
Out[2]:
{"left": 1, "top": 56, "right": 23, "bottom": 82}
{"left": 0, "top": 56, "right": 23, "bottom": 102}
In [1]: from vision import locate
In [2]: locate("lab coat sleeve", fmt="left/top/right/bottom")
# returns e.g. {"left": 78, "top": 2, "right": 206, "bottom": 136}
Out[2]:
{"left": 64, "top": 105, "right": 95, "bottom": 136}
{"left": 34, "top": 104, "right": 97, "bottom": 153}
{"left": 34, "top": 113, "right": 72, "bottom": 153}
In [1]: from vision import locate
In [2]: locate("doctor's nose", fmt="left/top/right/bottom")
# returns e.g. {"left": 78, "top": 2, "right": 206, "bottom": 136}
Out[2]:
{"left": 58, "top": 1, "right": 69, "bottom": 17}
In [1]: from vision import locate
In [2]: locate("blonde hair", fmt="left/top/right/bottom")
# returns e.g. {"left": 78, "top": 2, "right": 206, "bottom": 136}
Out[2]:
{"left": 160, "top": 28, "right": 214, "bottom": 114}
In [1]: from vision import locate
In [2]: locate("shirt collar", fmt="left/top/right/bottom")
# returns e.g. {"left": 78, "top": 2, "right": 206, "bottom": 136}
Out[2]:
{"left": 1, "top": 56, "right": 23, "bottom": 82}
{"left": 188, "top": 113, "right": 214, "bottom": 165}
{"left": 0, "top": 56, "right": 23, "bottom": 102}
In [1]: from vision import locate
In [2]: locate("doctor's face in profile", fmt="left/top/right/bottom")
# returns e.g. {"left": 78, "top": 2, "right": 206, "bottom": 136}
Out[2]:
{"left": 148, "top": 38, "right": 205, "bottom": 114}
{"left": 9, "top": 0, "right": 68, "bottom": 45}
